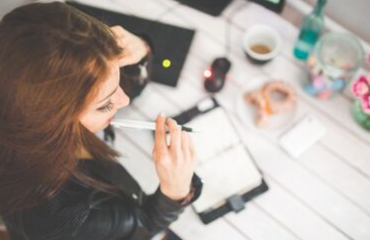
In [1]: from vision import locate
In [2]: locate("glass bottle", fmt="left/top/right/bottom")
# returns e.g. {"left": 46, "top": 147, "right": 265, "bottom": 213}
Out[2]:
{"left": 293, "top": 0, "right": 327, "bottom": 60}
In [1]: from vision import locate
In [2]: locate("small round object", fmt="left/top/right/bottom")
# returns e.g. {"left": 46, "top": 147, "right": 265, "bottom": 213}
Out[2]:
{"left": 162, "top": 59, "right": 171, "bottom": 68}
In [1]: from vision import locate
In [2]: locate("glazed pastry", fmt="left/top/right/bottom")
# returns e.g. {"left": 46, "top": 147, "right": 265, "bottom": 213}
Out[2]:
{"left": 262, "top": 81, "right": 297, "bottom": 113}
{"left": 245, "top": 81, "right": 297, "bottom": 128}
{"left": 245, "top": 92, "right": 270, "bottom": 128}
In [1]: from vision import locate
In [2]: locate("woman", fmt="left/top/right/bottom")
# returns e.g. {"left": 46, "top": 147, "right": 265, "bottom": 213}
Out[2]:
{"left": 0, "top": 2, "right": 200, "bottom": 240}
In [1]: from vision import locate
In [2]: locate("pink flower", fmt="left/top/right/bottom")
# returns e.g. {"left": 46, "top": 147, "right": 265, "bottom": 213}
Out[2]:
{"left": 352, "top": 53, "right": 370, "bottom": 113}
{"left": 352, "top": 75, "right": 370, "bottom": 97}
{"left": 360, "top": 94, "right": 370, "bottom": 113}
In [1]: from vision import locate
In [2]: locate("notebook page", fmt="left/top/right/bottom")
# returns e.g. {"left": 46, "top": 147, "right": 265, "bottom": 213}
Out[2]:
{"left": 187, "top": 108, "right": 241, "bottom": 163}
{"left": 192, "top": 144, "right": 262, "bottom": 213}
{"left": 187, "top": 108, "right": 263, "bottom": 213}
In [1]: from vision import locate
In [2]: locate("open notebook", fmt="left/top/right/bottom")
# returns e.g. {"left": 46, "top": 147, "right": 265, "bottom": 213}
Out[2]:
{"left": 173, "top": 98, "right": 268, "bottom": 224}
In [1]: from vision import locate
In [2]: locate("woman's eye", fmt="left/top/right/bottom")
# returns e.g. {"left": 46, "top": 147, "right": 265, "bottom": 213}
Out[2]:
{"left": 97, "top": 101, "right": 114, "bottom": 113}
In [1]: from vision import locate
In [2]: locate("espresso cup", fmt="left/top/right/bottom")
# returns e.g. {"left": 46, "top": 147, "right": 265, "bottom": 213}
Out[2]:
{"left": 242, "top": 24, "right": 282, "bottom": 64}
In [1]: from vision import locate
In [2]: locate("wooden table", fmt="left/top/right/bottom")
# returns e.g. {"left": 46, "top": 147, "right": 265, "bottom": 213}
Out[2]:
{"left": 76, "top": 0, "right": 370, "bottom": 239}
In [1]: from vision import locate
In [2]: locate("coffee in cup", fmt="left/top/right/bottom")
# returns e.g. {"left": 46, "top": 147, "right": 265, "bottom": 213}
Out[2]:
{"left": 242, "top": 24, "right": 282, "bottom": 64}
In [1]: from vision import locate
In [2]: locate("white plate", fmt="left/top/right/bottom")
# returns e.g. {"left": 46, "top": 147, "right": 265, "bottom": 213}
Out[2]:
{"left": 235, "top": 75, "right": 297, "bottom": 131}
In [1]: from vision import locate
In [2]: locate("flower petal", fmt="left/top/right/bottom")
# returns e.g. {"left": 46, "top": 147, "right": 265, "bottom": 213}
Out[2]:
{"left": 353, "top": 75, "right": 370, "bottom": 97}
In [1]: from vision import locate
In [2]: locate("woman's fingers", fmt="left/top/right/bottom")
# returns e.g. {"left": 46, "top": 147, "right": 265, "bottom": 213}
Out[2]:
{"left": 110, "top": 25, "right": 149, "bottom": 67}
{"left": 154, "top": 114, "right": 167, "bottom": 157}
{"left": 152, "top": 116, "right": 197, "bottom": 201}
{"left": 110, "top": 25, "right": 126, "bottom": 46}
{"left": 181, "top": 131, "right": 190, "bottom": 159}
{"left": 189, "top": 134, "right": 196, "bottom": 159}
{"left": 167, "top": 119, "right": 181, "bottom": 156}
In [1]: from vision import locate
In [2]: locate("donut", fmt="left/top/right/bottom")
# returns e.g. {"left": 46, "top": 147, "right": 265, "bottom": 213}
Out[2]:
{"left": 245, "top": 92, "right": 270, "bottom": 128}
{"left": 262, "top": 81, "right": 297, "bottom": 113}
{"left": 244, "top": 81, "right": 297, "bottom": 128}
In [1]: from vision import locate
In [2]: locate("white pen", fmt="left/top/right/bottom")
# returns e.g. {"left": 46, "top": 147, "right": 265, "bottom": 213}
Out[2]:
{"left": 110, "top": 119, "right": 201, "bottom": 133}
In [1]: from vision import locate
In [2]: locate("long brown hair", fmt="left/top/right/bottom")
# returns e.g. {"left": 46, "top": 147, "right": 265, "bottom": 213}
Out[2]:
{"left": 0, "top": 2, "right": 123, "bottom": 212}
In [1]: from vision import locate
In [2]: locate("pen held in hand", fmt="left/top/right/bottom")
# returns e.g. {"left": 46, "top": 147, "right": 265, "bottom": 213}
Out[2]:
{"left": 111, "top": 119, "right": 202, "bottom": 133}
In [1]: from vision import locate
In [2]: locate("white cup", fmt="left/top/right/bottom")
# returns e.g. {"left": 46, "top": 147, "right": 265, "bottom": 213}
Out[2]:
{"left": 242, "top": 24, "right": 282, "bottom": 64}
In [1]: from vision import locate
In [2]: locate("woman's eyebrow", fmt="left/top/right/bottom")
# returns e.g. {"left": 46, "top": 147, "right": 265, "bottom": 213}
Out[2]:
{"left": 97, "top": 86, "right": 119, "bottom": 104}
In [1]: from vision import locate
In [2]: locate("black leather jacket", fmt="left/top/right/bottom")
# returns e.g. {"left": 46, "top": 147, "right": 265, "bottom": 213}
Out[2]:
{"left": 2, "top": 159, "right": 202, "bottom": 240}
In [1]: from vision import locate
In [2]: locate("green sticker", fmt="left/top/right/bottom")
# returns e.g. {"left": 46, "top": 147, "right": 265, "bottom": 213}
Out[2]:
{"left": 162, "top": 59, "right": 171, "bottom": 68}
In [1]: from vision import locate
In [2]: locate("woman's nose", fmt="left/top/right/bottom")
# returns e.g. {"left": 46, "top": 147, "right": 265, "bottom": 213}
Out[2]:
{"left": 114, "top": 87, "right": 130, "bottom": 109}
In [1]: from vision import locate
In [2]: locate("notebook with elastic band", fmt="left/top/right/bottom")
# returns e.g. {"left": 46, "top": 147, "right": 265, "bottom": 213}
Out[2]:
{"left": 172, "top": 97, "right": 268, "bottom": 224}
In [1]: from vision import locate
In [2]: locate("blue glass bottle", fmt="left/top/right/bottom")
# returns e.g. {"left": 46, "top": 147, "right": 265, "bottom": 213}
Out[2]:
{"left": 293, "top": 0, "right": 327, "bottom": 60}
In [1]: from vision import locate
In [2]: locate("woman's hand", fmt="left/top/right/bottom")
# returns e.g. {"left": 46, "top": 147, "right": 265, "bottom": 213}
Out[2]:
{"left": 152, "top": 114, "right": 197, "bottom": 201}
{"left": 110, "top": 26, "right": 150, "bottom": 67}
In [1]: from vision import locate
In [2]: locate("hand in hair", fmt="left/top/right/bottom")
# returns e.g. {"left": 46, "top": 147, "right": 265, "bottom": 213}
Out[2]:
{"left": 111, "top": 26, "right": 151, "bottom": 67}
{"left": 152, "top": 114, "right": 198, "bottom": 201}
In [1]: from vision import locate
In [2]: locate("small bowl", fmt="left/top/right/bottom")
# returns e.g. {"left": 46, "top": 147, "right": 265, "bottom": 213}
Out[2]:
{"left": 242, "top": 24, "right": 283, "bottom": 64}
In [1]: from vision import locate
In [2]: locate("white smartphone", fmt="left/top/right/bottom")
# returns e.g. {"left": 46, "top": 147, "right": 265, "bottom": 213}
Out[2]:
{"left": 279, "top": 115, "right": 327, "bottom": 158}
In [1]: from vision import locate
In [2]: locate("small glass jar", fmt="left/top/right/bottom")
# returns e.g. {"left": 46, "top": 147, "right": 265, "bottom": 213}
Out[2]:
{"left": 352, "top": 100, "right": 370, "bottom": 131}
{"left": 304, "top": 32, "right": 364, "bottom": 100}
